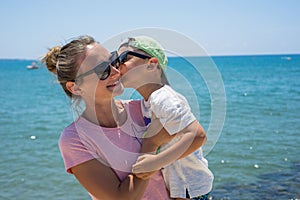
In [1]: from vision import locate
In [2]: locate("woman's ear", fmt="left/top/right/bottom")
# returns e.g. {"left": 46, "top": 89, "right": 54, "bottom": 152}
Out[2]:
{"left": 66, "top": 81, "right": 82, "bottom": 96}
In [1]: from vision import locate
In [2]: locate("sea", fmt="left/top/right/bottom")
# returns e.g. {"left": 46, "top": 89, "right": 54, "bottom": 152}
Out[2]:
{"left": 0, "top": 54, "right": 299, "bottom": 200}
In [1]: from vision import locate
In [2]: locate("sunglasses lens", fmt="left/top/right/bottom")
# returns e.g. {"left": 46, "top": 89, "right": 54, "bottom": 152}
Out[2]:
{"left": 119, "top": 52, "right": 128, "bottom": 64}
{"left": 111, "top": 59, "right": 120, "bottom": 69}
{"left": 110, "top": 52, "right": 117, "bottom": 65}
{"left": 99, "top": 65, "right": 111, "bottom": 80}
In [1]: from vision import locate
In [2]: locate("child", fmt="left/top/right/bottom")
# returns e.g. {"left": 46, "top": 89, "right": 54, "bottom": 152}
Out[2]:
{"left": 118, "top": 36, "right": 214, "bottom": 200}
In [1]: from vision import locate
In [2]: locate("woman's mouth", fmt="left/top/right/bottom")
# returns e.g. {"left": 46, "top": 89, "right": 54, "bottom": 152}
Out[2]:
{"left": 107, "top": 80, "right": 120, "bottom": 88}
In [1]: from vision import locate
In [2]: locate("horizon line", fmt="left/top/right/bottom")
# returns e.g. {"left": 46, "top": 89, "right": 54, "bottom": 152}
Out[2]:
{"left": 0, "top": 52, "right": 299, "bottom": 61}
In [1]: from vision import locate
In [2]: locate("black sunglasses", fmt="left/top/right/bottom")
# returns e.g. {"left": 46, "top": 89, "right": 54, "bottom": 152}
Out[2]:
{"left": 118, "top": 50, "right": 151, "bottom": 64}
{"left": 75, "top": 51, "right": 120, "bottom": 81}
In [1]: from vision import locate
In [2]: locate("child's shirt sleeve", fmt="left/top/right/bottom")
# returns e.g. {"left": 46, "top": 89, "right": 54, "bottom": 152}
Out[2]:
{"left": 149, "top": 86, "right": 196, "bottom": 135}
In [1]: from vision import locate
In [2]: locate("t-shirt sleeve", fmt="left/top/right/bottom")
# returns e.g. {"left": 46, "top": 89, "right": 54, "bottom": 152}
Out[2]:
{"left": 58, "top": 127, "right": 94, "bottom": 174}
{"left": 150, "top": 89, "right": 196, "bottom": 135}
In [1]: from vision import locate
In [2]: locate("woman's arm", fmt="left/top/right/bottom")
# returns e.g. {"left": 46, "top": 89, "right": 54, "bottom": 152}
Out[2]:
{"left": 132, "top": 120, "right": 206, "bottom": 174}
{"left": 72, "top": 159, "right": 149, "bottom": 200}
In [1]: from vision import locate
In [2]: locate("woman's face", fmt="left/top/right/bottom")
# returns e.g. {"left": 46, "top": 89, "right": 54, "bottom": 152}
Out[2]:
{"left": 78, "top": 43, "right": 124, "bottom": 101}
{"left": 118, "top": 46, "right": 149, "bottom": 88}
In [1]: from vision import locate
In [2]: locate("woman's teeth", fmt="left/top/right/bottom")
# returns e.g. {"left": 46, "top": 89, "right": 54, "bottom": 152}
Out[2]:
{"left": 107, "top": 80, "right": 119, "bottom": 88}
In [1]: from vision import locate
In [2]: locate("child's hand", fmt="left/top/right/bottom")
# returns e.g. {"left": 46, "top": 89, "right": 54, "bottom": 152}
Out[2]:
{"left": 132, "top": 154, "right": 161, "bottom": 173}
{"left": 134, "top": 171, "right": 157, "bottom": 180}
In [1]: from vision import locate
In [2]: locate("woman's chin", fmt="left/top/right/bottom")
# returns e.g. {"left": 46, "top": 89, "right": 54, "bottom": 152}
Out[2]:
{"left": 109, "top": 81, "right": 124, "bottom": 96}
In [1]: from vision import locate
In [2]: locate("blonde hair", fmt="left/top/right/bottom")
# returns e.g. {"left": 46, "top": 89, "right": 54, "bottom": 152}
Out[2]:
{"left": 41, "top": 35, "right": 95, "bottom": 97}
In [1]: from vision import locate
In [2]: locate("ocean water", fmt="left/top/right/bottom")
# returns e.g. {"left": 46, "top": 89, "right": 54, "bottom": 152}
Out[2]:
{"left": 0, "top": 55, "right": 299, "bottom": 199}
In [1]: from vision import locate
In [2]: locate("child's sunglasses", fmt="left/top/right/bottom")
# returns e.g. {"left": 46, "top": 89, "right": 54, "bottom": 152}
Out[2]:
{"left": 118, "top": 50, "right": 151, "bottom": 64}
{"left": 75, "top": 51, "right": 119, "bottom": 81}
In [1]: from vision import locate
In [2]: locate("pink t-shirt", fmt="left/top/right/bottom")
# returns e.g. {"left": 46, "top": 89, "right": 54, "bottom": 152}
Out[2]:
{"left": 59, "top": 100, "right": 172, "bottom": 200}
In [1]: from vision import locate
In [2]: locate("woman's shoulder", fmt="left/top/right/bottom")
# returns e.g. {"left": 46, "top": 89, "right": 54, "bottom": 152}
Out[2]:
{"left": 118, "top": 99, "right": 142, "bottom": 112}
{"left": 118, "top": 99, "right": 145, "bottom": 126}
{"left": 59, "top": 121, "right": 81, "bottom": 147}
{"left": 58, "top": 120, "right": 93, "bottom": 155}
{"left": 118, "top": 99, "right": 141, "bottom": 106}
{"left": 58, "top": 121, "right": 95, "bottom": 174}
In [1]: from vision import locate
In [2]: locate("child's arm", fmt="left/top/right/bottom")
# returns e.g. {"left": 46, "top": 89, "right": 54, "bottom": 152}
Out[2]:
{"left": 133, "top": 118, "right": 174, "bottom": 180}
{"left": 132, "top": 120, "right": 206, "bottom": 174}
{"left": 139, "top": 117, "right": 175, "bottom": 154}
{"left": 176, "top": 120, "right": 206, "bottom": 159}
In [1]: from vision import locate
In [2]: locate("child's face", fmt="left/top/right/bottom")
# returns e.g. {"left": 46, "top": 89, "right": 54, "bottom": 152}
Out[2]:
{"left": 118, "top": 46, "right": 150, "bottom": 88}
{"left": 118, "top": 46, "right": 149, "bottom": 74}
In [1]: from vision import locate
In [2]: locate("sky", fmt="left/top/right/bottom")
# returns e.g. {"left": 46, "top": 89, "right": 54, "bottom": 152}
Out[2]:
{"left": 0, "top": 0, "right": 299, "bottom": 59}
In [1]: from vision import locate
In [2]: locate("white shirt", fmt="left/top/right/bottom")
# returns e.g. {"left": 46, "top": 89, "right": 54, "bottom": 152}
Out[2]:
{"left": 141, "top": 85, "right": 214, "bottom": 198}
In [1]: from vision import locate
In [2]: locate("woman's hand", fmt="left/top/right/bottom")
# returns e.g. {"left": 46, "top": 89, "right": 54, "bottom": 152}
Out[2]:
{"left": 134, "top": 171, "right": 157, "bottom": 180}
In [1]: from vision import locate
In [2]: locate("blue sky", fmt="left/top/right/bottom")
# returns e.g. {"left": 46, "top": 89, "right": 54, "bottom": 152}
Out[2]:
{"left": 0, "top": 0, "right": 299, "bottom": 59}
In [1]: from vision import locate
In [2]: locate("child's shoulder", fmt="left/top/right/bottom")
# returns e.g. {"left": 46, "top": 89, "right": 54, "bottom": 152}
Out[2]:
{"left": 150, "top": 85, "right": 185, "bottom": 105}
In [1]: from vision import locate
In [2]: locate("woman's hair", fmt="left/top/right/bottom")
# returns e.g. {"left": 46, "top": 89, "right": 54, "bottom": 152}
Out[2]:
{"left": 41, "top": 35, "right": 96, "bottom": 97}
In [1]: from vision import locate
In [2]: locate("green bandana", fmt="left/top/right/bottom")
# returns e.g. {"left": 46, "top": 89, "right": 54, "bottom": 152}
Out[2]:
{"left": 127, "top": 36, "right": 168, "bottom": 71}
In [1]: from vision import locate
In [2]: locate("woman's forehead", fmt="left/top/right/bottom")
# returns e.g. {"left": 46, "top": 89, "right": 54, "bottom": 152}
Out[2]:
{"left": 83, "top": 44, "right": 110, "bottom": 66}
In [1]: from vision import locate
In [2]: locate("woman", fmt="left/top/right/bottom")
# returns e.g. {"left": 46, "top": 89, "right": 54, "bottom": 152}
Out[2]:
{"left": 41, "top": 35, "right": 172, "bottom": 200}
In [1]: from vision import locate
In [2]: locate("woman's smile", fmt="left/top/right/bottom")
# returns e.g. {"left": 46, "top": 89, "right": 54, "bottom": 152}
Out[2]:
{"left": 107, "top": 79, "right": 121, "bottom": 88}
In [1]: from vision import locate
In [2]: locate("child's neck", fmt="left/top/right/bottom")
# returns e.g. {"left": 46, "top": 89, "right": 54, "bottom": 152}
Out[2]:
{"left": 137, "top": 83, "right": 164, "bottom": 101}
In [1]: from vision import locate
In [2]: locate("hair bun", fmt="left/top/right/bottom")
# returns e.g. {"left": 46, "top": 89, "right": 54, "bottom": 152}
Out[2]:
{"left": 41, "top": 46, "right": 61, "bottom": 74}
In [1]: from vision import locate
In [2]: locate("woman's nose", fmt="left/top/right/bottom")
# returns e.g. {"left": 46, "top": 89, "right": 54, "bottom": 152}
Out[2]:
{"left": 109, "top": 65, "right": 121, "bottom": 79}
{"left": 119, "top": 63, "right": 127, "bottom": 76}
